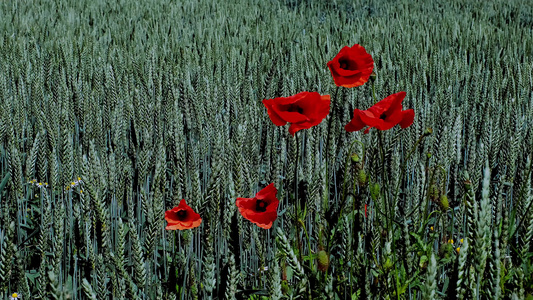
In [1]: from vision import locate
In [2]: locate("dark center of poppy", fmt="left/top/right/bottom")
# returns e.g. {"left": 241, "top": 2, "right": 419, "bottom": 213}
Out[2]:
{"left": 339, "top": 58, "right": 357, "bottom": 70}
{"left": 176, "top": 210, "right": 187, "bottom": 220}
{"left": 379, "top": 112, "right": 387, "bottom": 120}
{"left": 287, "top": 105, "right": 304, "bottom": 114}
{"left": 256, "top": 200, "right": 268, "bottom": 212}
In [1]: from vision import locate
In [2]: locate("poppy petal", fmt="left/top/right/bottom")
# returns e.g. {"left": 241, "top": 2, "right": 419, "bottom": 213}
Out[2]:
{"left": 358, "top": 109, "right": 399, "bottom": 131}
{"left": 165, "top": 224, "right": 184, "bottom": 230}
{"left": 190, "top": 218, "right": 202, "bottom": 228}
{"left": 165, "top": 210, "right": 179, "bottom": 223}
{"left": 165, "top": 218, "right": 202, "bottom": 230}
{"left": 288, "top": 121, "right": 313, "bottom": 136}
{"left": 345, "top": 109, "right": 366, "bottom": 132}
{"left": 274, "top": 109, "right": 310, "bottom": 123}
{"left": 237, "top": 203, "right": 277, "bottom": 225}
{"left": 367, "top": 92, "right": 406, "bottom": 117}
{"left": 263, "top": 100, "right": 288, "bottom": 126}
{"left": 332, "top": 74, "right": 370, "bottom": 88}
{"left": 399, "top": 109, "right": 415, "bottom": 128}
{"left": 276, "top": 92, "right": 309, "bottom": 105}
{"left": 183, "top": 209, "right": 201, "bottom": 223}
{"left": 358, "top": 110, "right": 381, "bottom": 128}
{"left": 177, "top": 199, "right": 188, "bottom": 210}
{"left": 255, "top": 183, "right": 277, "bottom": 202}
{"left": 236, "top": 197, "right": 256, "bottom": 210}
{"left": 254, "top": 211, "right": 278, "bottom": 228}
{"left": 345, "top": 92, "right": 412, "bottom": 133}
{"left": 295, "top": 94, "right": 330, "bottom": 118}
{"left": 256, "top": 221, "right": 274, "bottom": 229}
{"left": 333, "top": 62, "right": 362, "bottom": 77}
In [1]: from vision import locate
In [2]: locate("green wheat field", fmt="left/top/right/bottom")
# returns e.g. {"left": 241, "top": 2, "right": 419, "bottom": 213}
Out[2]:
{"left": 0, "top": 0, "right": 532, "bottom": 299}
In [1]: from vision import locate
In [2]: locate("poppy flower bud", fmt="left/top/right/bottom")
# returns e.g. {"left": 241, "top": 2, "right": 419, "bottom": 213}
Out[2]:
{"left": 439, "top": 243, "right": 454, "bottom": 259}
{"left": 357, "top": 169, "right": 367, "bottom": 186}
{"left": 351, "top": 153, "right": 361, "bottom": 163}
{"left": 370, "top": 183, "right": 380, "bottom": 201}
{"left": 464, "top": 179, "right": 472, "bottom": 188}
{"left": 428, "top": 184, "right": 439, "bottom": 202}
{"left": 423, "top": 128, "right": 433, "bottom": 136}
{"left": 281, "top": 280, "right": 289, "bottom": 295}
{"left": 369, "top": 71, "right": 377, "bottom": 83}
{"left": 383, "top": 257, "right": 393, "bottom": 271}
{"left": 317, "top": 250, "right": 330, "bottom": 272}
{"left": 419, "top": 255, "right": 428, "bottom": 269}
{"left": 439, "top": 194, "right": 449, "bottom": 211}
{"left": 281, "top": 280, "right": 289, "bottom": 294}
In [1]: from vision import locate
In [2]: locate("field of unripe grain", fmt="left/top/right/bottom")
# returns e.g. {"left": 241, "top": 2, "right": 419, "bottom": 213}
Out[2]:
{"left": 0, "top": 0, "right": 532, "bottom": 299}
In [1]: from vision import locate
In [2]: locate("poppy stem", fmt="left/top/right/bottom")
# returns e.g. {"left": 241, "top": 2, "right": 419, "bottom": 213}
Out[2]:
{"left": 342, "top": 139, "right": 365, "bottom": 204}
{"left": 299, "top": 219, "right": 315, "bottom": 272}
{"left": 421, "top": 156, "right": 437, "bottom": 223}
{"left": 402, "top": 133, "right": 431, "bottom": 219}
{"left": 325, "top": 139, "right": 365, "bottom": 252}
{"left": 326, "top": 140, "right": 370, "bottom": 254}
{"left": 300, "top": 130, "right": 316, "bottom": 271}
{"left": 372, "top": 80, "right": 378, "bottom": 104}
{"left": 173, "top": 230, "right": 178, "bottom": 289}
{"left": 323, "top": 86, "right": 339, "bottom": 260}
{"left": 294, "top": 132, "right": 304, "bottom": 263}
{"left": 372, "top": 81, "right": 401, "bottom": 299}
{"left": 371, "top": 80, "right": 392, "bottom": 230}
{"left": 324, "top": 86, "right": 340, "bottom": 213}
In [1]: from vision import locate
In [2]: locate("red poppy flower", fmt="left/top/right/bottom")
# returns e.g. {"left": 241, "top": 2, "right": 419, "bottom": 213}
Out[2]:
{"left": 263, "top": 91, "right": 330, "bottom": 136}
{"left": 327, "top": 44, "right": 374, "bottom": 88}
{"left": 345, "top": 91, "right": 415, "bottom": 134}
{"left": 236, "top": 183, "right": 279, "bottom": 229}
{"left": 165, "top": 199, "right": 202, "bottom": 230}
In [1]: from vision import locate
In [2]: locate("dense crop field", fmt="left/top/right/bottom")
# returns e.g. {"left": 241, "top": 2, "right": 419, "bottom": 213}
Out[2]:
{"left": 0, "top": 0, "right": 532, "bottom": 299}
